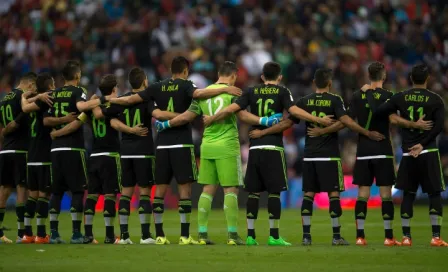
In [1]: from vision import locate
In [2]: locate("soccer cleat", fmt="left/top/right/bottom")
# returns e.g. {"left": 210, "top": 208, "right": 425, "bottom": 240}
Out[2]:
{"left": 430, "top": 237, "right": 448, "bottom": 247}
{"left": 302, "top": 236, "right": 312, "bottom": 246}
{"left": 179, "top": 236, "right": 199, "bottom": 245}
{"left": 332, "top": 237, "right": 350, "bottom": 246}
{"left": 401, "top": 236, "right": 412, "bottom": 246}
{"left": 35, "top": 235, "right": 50, "bottom": 244}
{"left": 49, "top": 232, "right": 66, "bottom": 244}
{"left": 140, "top": 237, "right": 156, "bottom": 245}
{"left": 83, "top": 236, "right": 99, "bottom": 244}
{"left": 268, "top": 236, "right": 292, "bottom": 246}
{"left": 198, "top": 232, "right": 214, "bottom": 245}
{"left": 355, "top": 237, "right": 367, "bottom": 246}
{"left": 21, "top": 235, "right": 36, "bottom": 244}
{"left": 104, "top": 236, "right": 120, "bottom": 244}
{"left": 70, "top": 232, "right": 84, "bottom": 244}
{"left": 155, "top": 236, "right": 170, "bottom": 245}
{"left": 227, "top": 233, "right": 245, "bottom": 245}
{"left": 246, "top": 236, "right": 259, "bottom": 246}
{"left": 117, "top": 238, "right": 133, "bottom": 245}
{"left": 384, "top": 238, "right": 401, "bottom": 246}
{"left": 0, "top": 235, "right": 13, "bottom": 244}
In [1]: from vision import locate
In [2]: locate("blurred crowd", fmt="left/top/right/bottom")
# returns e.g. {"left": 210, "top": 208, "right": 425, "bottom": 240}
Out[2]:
{"left": 1, "top": 0, "right": 448, "bottom": 183}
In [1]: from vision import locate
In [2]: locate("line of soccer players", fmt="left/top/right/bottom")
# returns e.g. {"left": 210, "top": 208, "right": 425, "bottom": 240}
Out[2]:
{"left": 0, "top": 57, "right": 445, "bottom": 247}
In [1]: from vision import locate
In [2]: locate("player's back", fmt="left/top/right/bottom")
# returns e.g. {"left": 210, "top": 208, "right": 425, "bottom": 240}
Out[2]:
{"left": 151, "top": 78, "right": 195, "bottom": 146}
{"left": 90, "top": 107, "right": 120, "bottom": 154}
{"left": 298, "top": 92, "right": 345, "bottom": 158}
{"left": 28, "top": 100, "right": 52, "bottom": 162}
{"left": 195, "top": 83, "right": 239, "bottom": 159}
{"left": 239, "top": 83, "right": 293, "bottom": 148}
{"left": 117, "top": 92, "right": 155, "bottom": 156}
{"left": 392, "top": 88, "right": 444, "bottom": 150}
{"left": 350, "top": 88, "right": 393, "bottom": 157}
{"left": 0, "top": 88, "right": 28, "bottom": 150}
{"left": 50, "top": 85, "right": 86, "bottom": 149}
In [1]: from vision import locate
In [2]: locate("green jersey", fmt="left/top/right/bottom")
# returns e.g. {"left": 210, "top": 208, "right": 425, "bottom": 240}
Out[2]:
{"left": 188, "top": 83, "right": 240, "bottom": 159}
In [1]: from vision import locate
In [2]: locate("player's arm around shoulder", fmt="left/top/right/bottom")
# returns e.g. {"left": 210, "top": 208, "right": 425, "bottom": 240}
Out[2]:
{"left": 50, "top": 112, "right": 89, "bottom": 139}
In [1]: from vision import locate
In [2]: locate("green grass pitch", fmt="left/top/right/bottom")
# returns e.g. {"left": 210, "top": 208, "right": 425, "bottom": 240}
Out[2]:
{"left": 0, "top": 206, "right": 446, "bottom": 272}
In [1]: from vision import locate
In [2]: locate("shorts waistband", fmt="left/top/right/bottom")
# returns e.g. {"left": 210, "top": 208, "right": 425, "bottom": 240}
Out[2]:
{"left": 121, "top": 155, "right": 154, "bottom": 159}
{"left": 27, "top": 162, "right": 52, "bottom": 166}
{"left": 356, "top": 155, "right": 394, "bottom": 160}
{"left": 51, "top": 148, "right": 85, "bottom": 152}
{"left": 0, "top": 150, "right": 27, "bottom": 154}
{"left": 402, "top": 148, "right": 438, "bottom": 157}
{"left": 249, "top": 145, "right": 284, "bottom": 151}
{"left": 303, "top": 157, "right": 341, "bottom": 161}
{"left": 90, "top": 152, "right": 120, "bottom": 157}
{"left": 157, "top": 144, "right": 194, "bottom": 149}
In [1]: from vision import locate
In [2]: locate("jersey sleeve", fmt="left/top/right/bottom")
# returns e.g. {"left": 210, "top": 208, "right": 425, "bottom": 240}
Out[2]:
{"left": 188, "top": 100, "right": 202, "bottom": 115}
{"left": 374, "top": 93, "right": 400, "bottom": 116}
{"left": 288, "top": 98, "right": 303, "bottom": 124}
{"left": 75, "top": 87, "right": 88, "bottom": 103}
{"left": 138, "top": 84, "right": 156, "bottom": 102}
{"left": 147, "top": 100, "right": 156, "bottom": 115}
{"left": 186, "top": 80, "right": 198, "bottom": 98}
{"left": 234, "top": 88, "right": 250, "bottom": 110}
{"left": 333, "top": 95, "right": 347, "bottom": 119}
{"left": 281, "top": 88, "right": 294, "bottom": 110}
{"left": 101, "top": 103, "right": 122, "bottom": 118}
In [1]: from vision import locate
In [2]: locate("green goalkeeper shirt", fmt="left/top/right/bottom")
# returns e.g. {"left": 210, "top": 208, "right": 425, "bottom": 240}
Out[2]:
{"left": 188, "top": 83, "right": 240, "bottom": 159}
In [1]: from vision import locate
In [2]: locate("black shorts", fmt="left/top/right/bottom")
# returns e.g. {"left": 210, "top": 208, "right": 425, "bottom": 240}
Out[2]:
{"left": 353, "top": 157, "right": 395, "bottom": 187}
{"left": 302, "top": 159, "right": 344, "bottom": 193}
{"left": 88, "top": 154, "right": 121, "bottom": 195}
{"left": 0, "top": 151, "right": 27, "bottom": 187}
{"left": 51, "top": 149, "right": 88, "bottom": 193}
{"left": 27, "top": 163, "right": 52, "bottom": 193}
{"left": 395, "top": 150, "right": 445, "bottom": 194}
{"left": 244, "top": 148, "right": 288, "bottom": 193}
{"left": 121, "top": 156, "right": 154, "bottom": 188}
{"left": 155, "top": 147, "right": 197, "bottom": 185}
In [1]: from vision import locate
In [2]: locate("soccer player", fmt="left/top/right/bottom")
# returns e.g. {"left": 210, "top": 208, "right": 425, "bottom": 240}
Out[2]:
{"left": 251, "top": 68, "right": 387, "bottom": 246}
{"left": 156, "top": 61, "right": 282, "bottom": 245}
{"left": 203, "top": 62, "right": 335, "bottom": 246}
{"left": 50, "top": 74, "right": 146, "bottom": 244}
{"left": 44, "top": 60, "right": 106, "bottom": 244}
{"left": 107, "top": 56, "right": 242, "bottom": 245}
{"left": 306, "top": 62, "right": 432, "bottom": 246}
{"left": 0, "top": 72, "right": 37, "bottom": 243}
{"left": 20, "top": 73, "right": 60, "bottom": 244}
{"left": 102, "top": 67, "right": 177, "bottom": 245}
{"left": 372, "top": 64, "right": 447, "bottom": 246}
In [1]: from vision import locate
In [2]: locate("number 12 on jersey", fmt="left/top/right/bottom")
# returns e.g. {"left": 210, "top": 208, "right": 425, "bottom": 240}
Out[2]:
{"left": 206, "top": 97, "right": 224, "bottom": 115}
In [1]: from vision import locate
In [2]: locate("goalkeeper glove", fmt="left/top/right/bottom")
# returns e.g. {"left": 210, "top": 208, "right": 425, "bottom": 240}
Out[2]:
{"left": 155, "top": 120, "right": 170, "bottom": 132}
{"left": 259, "top": 113, "right": 283, "bottom": 127}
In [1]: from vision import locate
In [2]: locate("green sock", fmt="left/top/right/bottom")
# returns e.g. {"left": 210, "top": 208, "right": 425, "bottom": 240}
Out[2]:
{"left": 198, "top": 193, "right": 213, "bottom": 233}
{"left": 224, "top": 192, "right": 238, "bottom": 233}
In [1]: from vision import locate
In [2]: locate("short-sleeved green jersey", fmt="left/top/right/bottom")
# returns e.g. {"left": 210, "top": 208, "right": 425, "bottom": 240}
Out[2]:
{"left": 188, "top": 83, "right": 240, "bottom": 159}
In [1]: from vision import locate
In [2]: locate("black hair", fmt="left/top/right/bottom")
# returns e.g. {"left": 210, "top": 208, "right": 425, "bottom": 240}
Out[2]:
{"left": 61, "top": 60, "right": 81, "bottom": 81}
{"left": 262, "top": 62, "right": 282, "bottom": 81}
{"left": 35, "top": 73, "right": 53, "bottom": 93}
{"left": 368, "top": 62, "right": 386, "bottom": 81}
{"left": 314, "top": 68, "right": 333, "bottom": 88}
{"left": 98, "top": 74, "right": 117, "bottom": 96}
{"left": 128, "top": 67, "right": 146, "bottom": 89}
{"left": 171, "top": 56, "right": 190, "bottom": 74}
{"left": 410, "top": 64, "right": 429, "bottom": 85}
